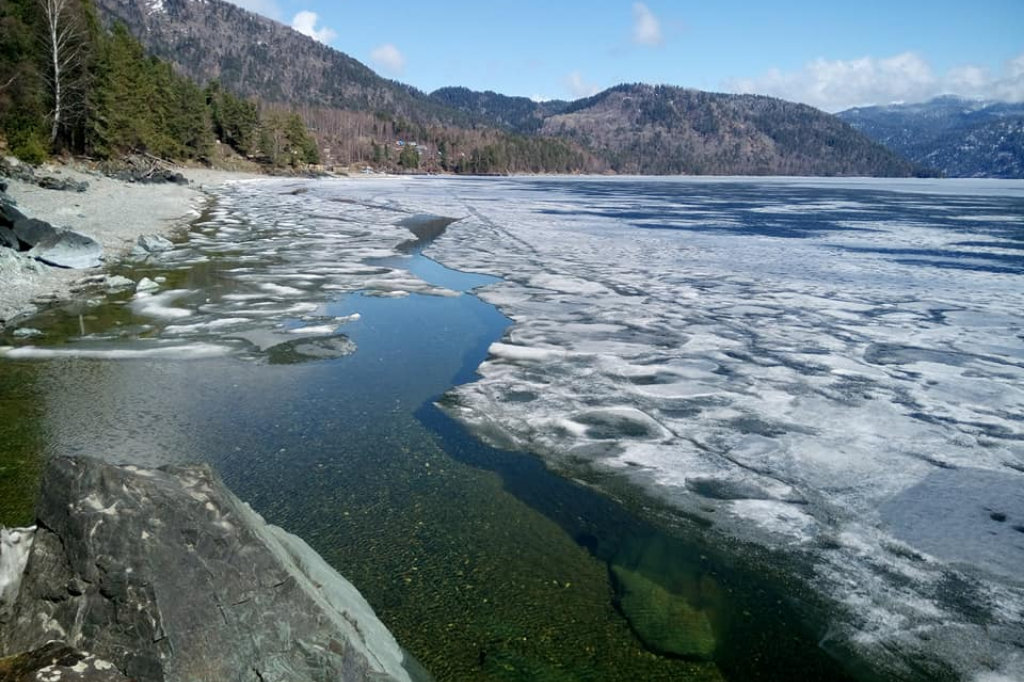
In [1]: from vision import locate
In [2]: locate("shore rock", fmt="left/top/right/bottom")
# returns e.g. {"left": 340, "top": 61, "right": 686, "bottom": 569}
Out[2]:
{"left": 0, "top": 642, "right": 129, "bottom": 682}
{"left": 10, "top": 218, "right": 57, "bottom": 250}
{"left": 135, "top": 234, "right": 175, "bottom": 254}
{"left": 0, "top": 456, "right": 423, "bottom": 682}
{"left": 0, "top": 202, "right": 26, "bottom": 230}
{"left": 36, "top": 175, "right": 89, "bottom": 193}
{"left": 27, "top": 228, "right": 103, "bottom": 269}
{"left": 0, "top": 225, "right": 17, "bottom": 250}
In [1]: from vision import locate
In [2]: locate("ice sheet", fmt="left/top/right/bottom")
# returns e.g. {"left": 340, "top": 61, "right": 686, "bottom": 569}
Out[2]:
{"left": 326, "top": 175, "right": 1024, "bottom": 680}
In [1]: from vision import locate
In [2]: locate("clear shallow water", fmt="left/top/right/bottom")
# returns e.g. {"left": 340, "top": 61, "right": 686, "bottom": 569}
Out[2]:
{"left": 0, "top": 178, "right": 855, "bottom": 681}
{"left": 1, "top": 176, "right": 1022, "bottom": 680}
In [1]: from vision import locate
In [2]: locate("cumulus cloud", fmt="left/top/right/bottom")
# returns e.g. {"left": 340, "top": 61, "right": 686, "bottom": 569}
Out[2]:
{"left": 725, "top": 52, "right": 1024, "bottom": 112}
{"left": 223, "top": 0, "right": 282, "bottom": 20}
{"left": 291, "top": 11, "right": 336, "bottom": 44}
{"left": 565, "top": 71, "right": 600, "bottom": 99}
{"left": 632, "top": 2, "right": 663, "bottom": 46}
{"left": 370, "top": 44, "right": 406, "bottom": 75}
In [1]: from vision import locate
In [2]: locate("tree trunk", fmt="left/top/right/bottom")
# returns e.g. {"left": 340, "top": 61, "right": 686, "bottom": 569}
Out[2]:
{"left": 41, "top": 0, "right": 80, "bottom": 148}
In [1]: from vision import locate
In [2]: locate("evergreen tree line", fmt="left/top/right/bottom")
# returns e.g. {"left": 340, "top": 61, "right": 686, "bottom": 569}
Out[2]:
{"left": 0, "top": 0, "right": 318, "bottom": 166}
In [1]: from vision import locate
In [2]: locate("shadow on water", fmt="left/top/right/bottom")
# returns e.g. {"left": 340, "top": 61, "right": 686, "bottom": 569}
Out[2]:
{"left": 415, "top": 401, "right": 855, "bottom": 682}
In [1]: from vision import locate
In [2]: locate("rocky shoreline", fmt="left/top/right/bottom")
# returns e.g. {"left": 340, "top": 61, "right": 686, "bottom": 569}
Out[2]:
{"left": 0, "top": 456, "right": 425, "bottom": 682}
{"left": 0, "top": 158, "right": 255, "bottom": 332}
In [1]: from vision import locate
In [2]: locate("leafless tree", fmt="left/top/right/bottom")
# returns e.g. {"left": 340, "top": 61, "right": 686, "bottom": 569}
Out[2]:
{"left": 39, "top": 0, "right": 84, "bottom": 145}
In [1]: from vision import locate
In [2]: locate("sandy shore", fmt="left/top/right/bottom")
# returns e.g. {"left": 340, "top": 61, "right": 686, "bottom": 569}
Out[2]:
{"left": 0, "top": 164, "right": 260, "bottom": 330}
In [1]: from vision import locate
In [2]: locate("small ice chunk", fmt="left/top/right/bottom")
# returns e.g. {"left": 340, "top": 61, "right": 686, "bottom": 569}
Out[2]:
{"left": 131, "top": 289, "right": 193, "bottom": 320}
{"left": 135, "top": 277, "right": 160, "bottom": 293}
{"left": 0, "top": 343, "right": 233, "bottom": 360}
{"left": 105, "top": 275, "right": 134, "bottom": 290}
{"left": 287, "top": 325, "right": 339, "bottom": 335}
{"left": 488, "top": 342, "right": 568, "bottom": 364}
{"left": 1, "top": 527, "right": 36, "bottom": 614}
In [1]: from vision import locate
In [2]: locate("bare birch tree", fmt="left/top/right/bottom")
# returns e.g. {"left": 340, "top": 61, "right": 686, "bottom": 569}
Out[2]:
{"left": 39, "top": 0, "right": 83, "bottom": 145}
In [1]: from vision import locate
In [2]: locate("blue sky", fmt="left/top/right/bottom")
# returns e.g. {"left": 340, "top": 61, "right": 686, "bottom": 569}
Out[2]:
{"left": 229, "top": 0, "right": 1024, "bottom": 111}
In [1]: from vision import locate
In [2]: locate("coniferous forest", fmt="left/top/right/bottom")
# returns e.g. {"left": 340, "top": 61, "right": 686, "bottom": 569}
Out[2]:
{"left": 0, "top": 0, "right": 318, "bottom": 167}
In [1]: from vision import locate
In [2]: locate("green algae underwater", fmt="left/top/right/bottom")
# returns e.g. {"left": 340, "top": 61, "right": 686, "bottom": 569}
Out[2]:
{"left": 0, "top": 214, "right": 857, "bottom": 682}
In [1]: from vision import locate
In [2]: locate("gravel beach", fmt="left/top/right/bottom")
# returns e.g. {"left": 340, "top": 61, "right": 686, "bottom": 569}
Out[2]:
{"left": 0, "top": 164, "right": 256, "bottom": 330}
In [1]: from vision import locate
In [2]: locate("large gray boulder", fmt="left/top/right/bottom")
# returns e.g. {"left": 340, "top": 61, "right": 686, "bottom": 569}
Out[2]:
{"left": 0, "top": 456, "right": 424, "bottom": 682}
{"left": 9, "top": 217, "right": 55, "bottom": 249}
{"left": 26, "top": 227, "right": 102, "bottom": 268}
{"left": 0, "top": 224, "right": 17, "bottom": 250}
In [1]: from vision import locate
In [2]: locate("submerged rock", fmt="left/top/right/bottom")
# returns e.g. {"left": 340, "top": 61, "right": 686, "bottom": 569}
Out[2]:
{"left": 610, "top": 565, "right": 716, "bottom": 660}
{"left": 266, "top": 335, "right": 357, "bottom": 364}
{"left": 0, "top": 456, "right": 423, "bottom": 682}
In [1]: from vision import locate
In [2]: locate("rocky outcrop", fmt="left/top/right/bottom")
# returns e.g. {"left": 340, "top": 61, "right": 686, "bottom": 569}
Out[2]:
{"left": 0, "top": 226, "right": 16, "bottom": 250}
{"left": 0, "top": 188, "right": 102, "bottom": 269}
{"left": 25, "top": 226, "right": 102, "bottom": 269}
{"left": 0, "top": 157, "right": 88, "bottom": 192}
{"left": 98, "top": 156, "right": 188, "bottom": 185}
{"left": 0, "top": 456, "right": 424, "bottom": 682}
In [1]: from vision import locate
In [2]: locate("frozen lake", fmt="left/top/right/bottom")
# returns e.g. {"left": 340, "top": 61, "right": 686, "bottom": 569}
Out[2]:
{"left": 2, "top": 175, "right": 1022, "bottom": 680}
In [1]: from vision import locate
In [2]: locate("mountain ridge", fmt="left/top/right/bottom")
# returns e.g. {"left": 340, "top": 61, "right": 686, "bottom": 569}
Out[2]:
{"left": 838, "top": 96, "right": 1024, "bottom": 178}
{"left": 93, "top": 0, "right": 468, "bottom": 125}
{"left": 78, "top": 0, "right": 928, "bottom": 176}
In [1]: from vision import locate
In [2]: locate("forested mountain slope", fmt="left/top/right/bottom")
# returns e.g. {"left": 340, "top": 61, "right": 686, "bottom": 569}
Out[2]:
{"left": 92, "top": 0, "right": 464, "bottom": 125}
{"left": 839, "top": 96, "right": 1024, "bottom": 178}
{"left": 429, "top": 87, "right": 569, "bottom": 133}
{"left": 539, "top": 84, "right": 926, "bottom": 176}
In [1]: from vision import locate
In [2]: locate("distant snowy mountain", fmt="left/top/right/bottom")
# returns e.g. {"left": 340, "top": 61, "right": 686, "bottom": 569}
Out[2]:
{"left": 838, "top": 96, "right": 1024, "bottom": 178}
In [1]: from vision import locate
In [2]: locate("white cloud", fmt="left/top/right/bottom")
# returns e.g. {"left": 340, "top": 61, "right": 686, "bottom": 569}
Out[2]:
{"left": 632, "top": 2, "right": 662, "bottom": 47}
{"left": 370, "top": 43, "right": 406, "bottom": 75}
{"left": 725, "top": 51, "right": 1024, "bottom": 112}
{"left": 291, "top": 11, "right": 337, "bottom": 44}
{"left": 224, "top": 0, "right": 282, "bottom": 21}
{"left": 565, "top": 71, "right": 600, "bottom": 99}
